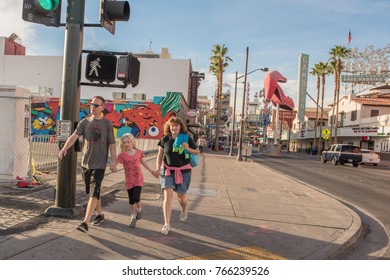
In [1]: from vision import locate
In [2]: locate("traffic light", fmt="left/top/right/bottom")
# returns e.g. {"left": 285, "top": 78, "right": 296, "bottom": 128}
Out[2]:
{"left": 100, "top": 0, "right": 130, "bottom": 34}
{"left": 117, "top": 55, "right": 140, "bottom": 87}
{"left": 85, "top": 53, "right": 117, "bottom": 83}
{"left": 22, "top": 0, "right": 61, "bottom": 27}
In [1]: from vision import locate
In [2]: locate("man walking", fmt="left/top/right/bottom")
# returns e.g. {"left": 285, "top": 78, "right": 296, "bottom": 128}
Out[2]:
{"left": 58, "top": 96, "right": 117, "bottom": 233}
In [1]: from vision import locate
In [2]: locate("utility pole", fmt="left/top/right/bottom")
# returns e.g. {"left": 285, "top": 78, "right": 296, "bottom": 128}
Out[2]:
{"left": 237, "top": 47, "right": 249, "bottom": 161}
{"left": 229, "top": 71, "right": 238, "bottom": 156}
{"left": 46, "top": 0, "right": 86, "bottom": 217}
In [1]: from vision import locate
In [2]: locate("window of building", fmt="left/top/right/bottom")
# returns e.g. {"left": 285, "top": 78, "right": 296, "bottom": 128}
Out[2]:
{"left": 371, "top": 110, "right": 379, "bottom": 117}
{"left": 351, "top": 110, "right": 357, "bottom": 121}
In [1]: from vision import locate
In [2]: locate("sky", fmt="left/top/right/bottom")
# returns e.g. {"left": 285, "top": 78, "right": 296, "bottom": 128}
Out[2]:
{"left": 2, "top": 0, "right": 390, "bottom": 109}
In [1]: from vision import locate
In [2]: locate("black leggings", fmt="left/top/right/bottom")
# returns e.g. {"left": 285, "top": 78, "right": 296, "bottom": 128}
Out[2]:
{"left": 127, "top": 186, "right": 142, "bottom": 205}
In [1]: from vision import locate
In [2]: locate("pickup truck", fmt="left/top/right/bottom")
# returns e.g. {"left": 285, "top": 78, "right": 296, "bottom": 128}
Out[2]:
{"left": 321, "top": 144, "right": 362, "bottom": 167}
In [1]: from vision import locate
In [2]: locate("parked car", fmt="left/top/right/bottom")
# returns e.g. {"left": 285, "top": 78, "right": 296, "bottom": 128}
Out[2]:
{"left": 208, "top": 140, "right": 224, "bottom": 150}
{"left": 321, "top": 144, "right": 362, "bottom": 167}
{"left": 360, "top": 149, "right": 380, "bottom": 166}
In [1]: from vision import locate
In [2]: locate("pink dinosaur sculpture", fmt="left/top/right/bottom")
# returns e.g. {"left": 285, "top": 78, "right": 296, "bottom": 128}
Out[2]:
{"left": 263, "top": 70, "right": 294, "bottom": 111}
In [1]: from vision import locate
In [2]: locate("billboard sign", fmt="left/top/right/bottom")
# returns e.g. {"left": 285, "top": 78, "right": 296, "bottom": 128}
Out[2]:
{"left": 297, "top": 54, "right": 309, "bottom": 124}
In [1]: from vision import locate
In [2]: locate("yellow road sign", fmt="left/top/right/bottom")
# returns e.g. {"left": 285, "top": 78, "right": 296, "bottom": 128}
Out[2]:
{"left": 322, "top": 128, "right": 331, "bottom": 136}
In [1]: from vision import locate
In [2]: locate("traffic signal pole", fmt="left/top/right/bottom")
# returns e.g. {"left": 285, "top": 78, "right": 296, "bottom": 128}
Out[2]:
{"left": 46, "top": 0, "right": 85, "bottom": 217}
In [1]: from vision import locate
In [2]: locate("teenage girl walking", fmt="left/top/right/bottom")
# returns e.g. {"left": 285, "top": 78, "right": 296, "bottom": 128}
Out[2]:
{"left": 116, "top": 133, "right": 158, "bottom": 228}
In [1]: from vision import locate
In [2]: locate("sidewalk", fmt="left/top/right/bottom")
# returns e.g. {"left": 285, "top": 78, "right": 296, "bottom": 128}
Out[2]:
{"left": 0, "top": 150, "right": 362, "bottom": 260}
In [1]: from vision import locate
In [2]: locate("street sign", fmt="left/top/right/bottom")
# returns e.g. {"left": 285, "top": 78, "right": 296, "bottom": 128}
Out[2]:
{"left": 322, "top": 128, "right": 331, "bottom": 136}
{"left": 322, "top": 128, "right": 330, "bottom": 140}
{"left": 56, "top": 120, "right": 72, "bottom": 141}
{"left": 185, "top": 109, "right": 197, "bottom": 117}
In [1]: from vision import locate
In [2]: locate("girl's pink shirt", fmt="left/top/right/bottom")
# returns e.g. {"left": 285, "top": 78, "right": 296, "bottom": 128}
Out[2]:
{"left": 117, "top": 149, "right": 145, "bottom": 189}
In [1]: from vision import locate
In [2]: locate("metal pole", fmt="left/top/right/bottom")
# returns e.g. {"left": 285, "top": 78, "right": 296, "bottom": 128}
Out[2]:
{"left": 287, "top": 126, "right": 291, "bottom": 152}
{"left": 237, "top": 47, "right": 249, "bottom": 161}
{"left": 274, "top": 104, "right": 279, "bottom": 145}
{"left": 229, "top": 71, "right": 238, "bottom": 156}
{"left": 46, "top": 0, "right": 85, "bottom": 217}
{"left": 263, "top": 106, "right": 267, "bottom": 146}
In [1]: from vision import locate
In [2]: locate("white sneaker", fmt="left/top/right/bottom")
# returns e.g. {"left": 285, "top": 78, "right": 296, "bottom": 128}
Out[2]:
{"left": 129, "top": 216, "right": 137, "bottom": 228}
{"left": 179, "top": 212, "right": 188, "bottom": 222}
{"left": 136, "top": 208, "right": 143, "bottom": 220}
{"left": 161, "top": 224, "right": 170, "bottom": 235}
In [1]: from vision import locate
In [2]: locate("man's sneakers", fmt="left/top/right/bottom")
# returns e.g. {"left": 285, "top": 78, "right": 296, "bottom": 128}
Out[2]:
{"left": 92, "top": 214, "right": 105, "bottom": 226}
{"left": 179, "top": 211, "right": 188, "bottom": 222}
{"left": 76, "top": 222, "right": 88, "bottom": 233}
{"left": 129, "top": 216, "right": 137, "bottom": 228}
{"left": 136, "top": 208, "right": 143, "bottom": 220}
{"left": 161, "top": 224, "right": 170, "bottom": 235}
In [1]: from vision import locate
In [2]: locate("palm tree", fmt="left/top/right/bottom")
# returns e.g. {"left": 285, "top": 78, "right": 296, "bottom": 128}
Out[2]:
{"left": 310, "top": 64, "right": 321, "bottom": 150}
{"left": 329, "top": 45, "right": 351, "bottom": 144}
{"left": 209, "top": 44, "right": 232, "bottom": 151}
{"left": 316, "top": 62, "right": 332, "bottom": 153}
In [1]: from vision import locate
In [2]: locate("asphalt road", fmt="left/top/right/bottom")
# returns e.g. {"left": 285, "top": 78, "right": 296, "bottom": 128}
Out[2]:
{"left": 250, "top": 150, "right": 390, "bottom": 259}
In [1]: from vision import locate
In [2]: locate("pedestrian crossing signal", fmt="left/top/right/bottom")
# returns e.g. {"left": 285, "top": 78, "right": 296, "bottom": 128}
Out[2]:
{"left": 85, "top": 53, "right": 117, "bottom": 83}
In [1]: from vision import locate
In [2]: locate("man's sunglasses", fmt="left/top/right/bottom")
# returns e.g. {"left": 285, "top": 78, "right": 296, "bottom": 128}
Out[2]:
{"left": 90, "top": 103, "right": 102, "bottom": 108}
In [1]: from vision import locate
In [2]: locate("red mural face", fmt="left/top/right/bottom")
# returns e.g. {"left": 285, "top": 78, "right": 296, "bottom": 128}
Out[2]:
{"left": 120, "top": 103, "right": 177, "bottom": 138}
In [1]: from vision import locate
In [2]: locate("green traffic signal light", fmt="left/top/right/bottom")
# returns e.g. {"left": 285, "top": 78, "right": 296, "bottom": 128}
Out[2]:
{"left": 37, "top": 0, "right": 60, "bottom": 12}
{"left": 22, "top": 0, "right": 61, "bottom": 27}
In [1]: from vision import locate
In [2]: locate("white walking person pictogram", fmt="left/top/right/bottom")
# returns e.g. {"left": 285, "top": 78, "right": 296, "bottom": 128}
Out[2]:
{"left": 89, "top": 57, "right": 102, "bottom": 77}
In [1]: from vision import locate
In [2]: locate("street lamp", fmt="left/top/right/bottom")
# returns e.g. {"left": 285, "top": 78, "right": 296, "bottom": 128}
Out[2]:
{"left": 229, "top": 69, "right": 269, "bottom": 157}
{"left": 235, "top": 47, "right": 268, "bottom": 161}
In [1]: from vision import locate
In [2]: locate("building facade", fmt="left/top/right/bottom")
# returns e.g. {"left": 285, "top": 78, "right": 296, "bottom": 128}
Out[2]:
{"left": 290, "top": 88, "right": 390, "bottom": 154}
{"left": 0, "top": 36, "right": 194, "bottom": 102}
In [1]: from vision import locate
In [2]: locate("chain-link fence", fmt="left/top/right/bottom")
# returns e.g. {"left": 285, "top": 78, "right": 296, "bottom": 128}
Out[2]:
{"left": 0, "top": 94, "right": 31, "bottom": 185}
{"left": 30, "top": 135, "right": 59, "bottom": 170}
{"left": 29, "top": 95, "right": 60, "bottom": 173}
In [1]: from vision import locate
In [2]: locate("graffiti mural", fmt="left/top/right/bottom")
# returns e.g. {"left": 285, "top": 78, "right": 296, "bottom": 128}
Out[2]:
{"left": 31, "top": 99, "right": 60, "bottom": 135}
{"left": 30, "top": 92, "right": 182, "bottom": 139}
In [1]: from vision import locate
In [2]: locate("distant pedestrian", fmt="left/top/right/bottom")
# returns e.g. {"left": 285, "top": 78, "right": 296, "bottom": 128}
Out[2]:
{"left": 155, "top": 117, "right": 199, "bottom": 235}
{"left": 58, "top": 96, "right": 117, "bottom": 233}
{"left": 307, "top": 143, "right": 312, "bottom": 154}
{"left": 116, "top": 133, "right": 158, "bottom": 228}
{"left": 196, "top": 135, "right": 207, "bottom": 154}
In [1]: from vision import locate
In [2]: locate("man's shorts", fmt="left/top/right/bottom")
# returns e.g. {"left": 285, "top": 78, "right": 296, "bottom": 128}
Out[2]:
{"left": 82, "top": 168, "right": 105, "bottom": 199}
{"left": 160, "top": 167, "right": 191, "bottom": 194}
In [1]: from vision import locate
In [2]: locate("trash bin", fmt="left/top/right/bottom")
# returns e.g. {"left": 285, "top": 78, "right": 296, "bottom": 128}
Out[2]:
{"left": 311, "top": 148, "right": 318, "bottom": 155}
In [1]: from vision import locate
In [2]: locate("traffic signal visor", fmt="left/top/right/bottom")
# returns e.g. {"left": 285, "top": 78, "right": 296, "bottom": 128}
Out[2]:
{"left": 37, "top": 0, "right": 60, "bottom": 12}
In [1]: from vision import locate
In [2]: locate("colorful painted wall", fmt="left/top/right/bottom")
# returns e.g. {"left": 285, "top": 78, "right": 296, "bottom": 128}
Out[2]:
{"left": 31, "top": 92, "right": 182, "bottom": 139}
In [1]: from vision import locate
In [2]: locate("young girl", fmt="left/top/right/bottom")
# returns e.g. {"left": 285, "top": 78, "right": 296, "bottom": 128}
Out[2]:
{"left": 116, "top": 133, "right": 157, "bottom": 228}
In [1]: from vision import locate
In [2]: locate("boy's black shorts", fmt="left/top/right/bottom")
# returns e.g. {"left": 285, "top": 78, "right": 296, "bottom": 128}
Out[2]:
{"left": 82, "top": 168, "right": 105, "bottom": 199}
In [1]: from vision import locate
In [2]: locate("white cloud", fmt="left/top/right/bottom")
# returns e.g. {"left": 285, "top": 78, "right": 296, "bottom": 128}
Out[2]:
{"left": 0, "top": 1, "right": 37, "bottom": 44}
